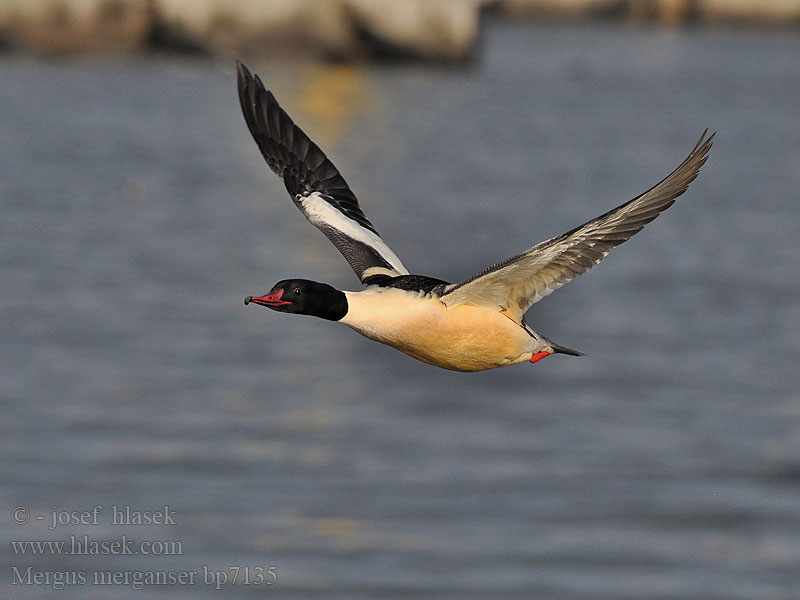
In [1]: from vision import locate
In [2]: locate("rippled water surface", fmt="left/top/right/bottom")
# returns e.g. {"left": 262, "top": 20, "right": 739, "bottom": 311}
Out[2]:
{"left": 2, "top": 21, "right": 799, "bottom": 599}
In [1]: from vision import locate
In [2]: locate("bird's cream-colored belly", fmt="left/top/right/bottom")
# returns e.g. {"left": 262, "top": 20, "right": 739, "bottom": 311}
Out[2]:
{"left": 341, "top": 289, "right": 534, "bottom": 372}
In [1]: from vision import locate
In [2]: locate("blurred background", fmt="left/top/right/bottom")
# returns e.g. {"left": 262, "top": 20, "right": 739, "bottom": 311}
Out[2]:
{"left": 1, "top": 1, "right": 799, "bottom": 598}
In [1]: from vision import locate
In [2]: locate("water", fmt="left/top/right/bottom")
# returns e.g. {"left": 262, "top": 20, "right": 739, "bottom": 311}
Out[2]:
{"left": 1, "top": 21, "right": 799, "bottom": 599}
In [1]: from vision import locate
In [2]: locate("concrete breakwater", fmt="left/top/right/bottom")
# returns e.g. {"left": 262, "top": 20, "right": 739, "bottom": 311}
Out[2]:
{"left": 0, "top": 0, "right": 798, "bottom": 61}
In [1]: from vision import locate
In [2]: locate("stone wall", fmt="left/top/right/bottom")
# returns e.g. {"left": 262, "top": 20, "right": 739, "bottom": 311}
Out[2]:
{"left": 0, "top": 0, "right": 797, "bottom": 60}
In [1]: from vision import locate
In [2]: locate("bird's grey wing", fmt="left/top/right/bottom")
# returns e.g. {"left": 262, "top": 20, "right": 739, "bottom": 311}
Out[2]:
{"left": 237, "top": 62, "right": 408, "bottom": 282}
{"left": 439, "top": 130, "right": 714, "bottom": 322}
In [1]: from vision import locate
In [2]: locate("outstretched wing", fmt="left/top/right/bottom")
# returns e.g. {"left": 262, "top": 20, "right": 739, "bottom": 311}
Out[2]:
{"left": 237, "top": 62, "right": 408, "bottom": 282}
{"left": 439, "top": 130, "right": 714, "bottom": 322}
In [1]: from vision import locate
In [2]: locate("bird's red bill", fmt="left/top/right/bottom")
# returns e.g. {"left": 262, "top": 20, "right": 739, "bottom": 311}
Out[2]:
{"left": 245, "top": 289, "right": 292, "bottom": 307}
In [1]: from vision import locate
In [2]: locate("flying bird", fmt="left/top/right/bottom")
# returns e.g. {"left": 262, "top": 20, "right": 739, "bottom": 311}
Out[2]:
{"left": 237, "top": 62, "right": 713, "bottom": 372}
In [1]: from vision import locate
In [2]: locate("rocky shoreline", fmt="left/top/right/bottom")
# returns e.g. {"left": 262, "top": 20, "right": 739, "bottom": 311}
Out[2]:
{"left": 1, "top": 0, "right": 797, "bottom": 61}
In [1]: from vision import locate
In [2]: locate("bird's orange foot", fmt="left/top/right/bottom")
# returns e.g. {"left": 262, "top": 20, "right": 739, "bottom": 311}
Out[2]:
{"left": 529, "top": 351, "right": 552, "bottom": 364}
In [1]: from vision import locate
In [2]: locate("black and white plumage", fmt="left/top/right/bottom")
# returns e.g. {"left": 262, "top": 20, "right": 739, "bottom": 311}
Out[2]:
{"left": 237, "top": 64, "right": 408, "bottom": 283}
{"left": 238, "top": 62, "right": 713, "bottom": 372}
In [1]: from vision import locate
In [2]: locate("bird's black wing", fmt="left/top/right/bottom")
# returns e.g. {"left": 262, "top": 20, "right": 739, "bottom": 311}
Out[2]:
{"left": 237, "top": 62, "right": 408, "bottom": 281}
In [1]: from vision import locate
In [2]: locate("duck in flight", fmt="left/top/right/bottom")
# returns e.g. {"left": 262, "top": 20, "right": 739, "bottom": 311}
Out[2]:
{"left": 238, "top": 63, "right": 713, "bottom": 372}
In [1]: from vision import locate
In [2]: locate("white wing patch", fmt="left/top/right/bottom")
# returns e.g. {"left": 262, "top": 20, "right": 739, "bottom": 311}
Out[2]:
{"left": 300, "top": 192, "right": 409, "bottom": 276}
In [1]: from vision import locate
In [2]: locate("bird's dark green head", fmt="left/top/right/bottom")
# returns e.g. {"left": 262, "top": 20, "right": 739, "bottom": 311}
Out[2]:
{"left": 245, "top": 279, "right": 347, "bottom": 321}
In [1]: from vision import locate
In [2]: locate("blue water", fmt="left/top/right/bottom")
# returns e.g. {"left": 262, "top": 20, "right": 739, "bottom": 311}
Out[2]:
{"left": 1, "top": 21, "right": 799, "bottom": 599}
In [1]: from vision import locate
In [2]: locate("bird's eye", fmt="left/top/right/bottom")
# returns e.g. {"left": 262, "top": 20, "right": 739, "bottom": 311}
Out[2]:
{"left": 293, "top": 287, "right": 301, "bottom": 295}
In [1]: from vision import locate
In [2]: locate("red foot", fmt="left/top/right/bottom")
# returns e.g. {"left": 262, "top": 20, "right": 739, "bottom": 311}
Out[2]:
{"left": 529, "top": 351, "right": 552, "bottom": 364}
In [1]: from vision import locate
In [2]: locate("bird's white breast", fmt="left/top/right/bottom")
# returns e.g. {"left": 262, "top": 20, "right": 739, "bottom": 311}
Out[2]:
{"left": 340, "top": 288, "right": 534, "bottom": 371}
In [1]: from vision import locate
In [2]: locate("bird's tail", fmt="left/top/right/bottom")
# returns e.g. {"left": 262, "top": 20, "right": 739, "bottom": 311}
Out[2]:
{"left": 548, "top": 341, "right": 584, "bottom": 357}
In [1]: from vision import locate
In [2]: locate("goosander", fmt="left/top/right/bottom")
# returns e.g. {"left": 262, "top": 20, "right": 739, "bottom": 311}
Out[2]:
{"left": 237, "top": 63, "right": 713, "bottom": 372}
